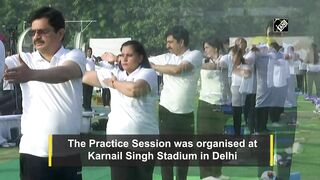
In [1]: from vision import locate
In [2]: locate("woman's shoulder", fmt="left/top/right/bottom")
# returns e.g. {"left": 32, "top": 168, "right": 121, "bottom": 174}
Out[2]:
{"left": 139, "top": 67, "right": 157, "bottom": 76}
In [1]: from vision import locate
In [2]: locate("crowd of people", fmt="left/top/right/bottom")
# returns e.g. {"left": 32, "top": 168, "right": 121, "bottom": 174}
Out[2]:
{"left": 1, "top": 6, "right": 320, "bottom": 180}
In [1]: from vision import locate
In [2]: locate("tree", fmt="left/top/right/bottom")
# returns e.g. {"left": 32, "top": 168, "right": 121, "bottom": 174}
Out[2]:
{"left": 1, "top": 0, "right": 319, "bottom": 54}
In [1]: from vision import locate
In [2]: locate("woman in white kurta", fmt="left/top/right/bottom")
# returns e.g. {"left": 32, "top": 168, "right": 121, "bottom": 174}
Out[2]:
{"left": 197, "top": 38, "right": 229, "bottom": 180}
{"left": 83, "top": 40, "right": 158, "bottom": 180}
{"left": 230, "top": 38, "right": 255, "bottom": 136}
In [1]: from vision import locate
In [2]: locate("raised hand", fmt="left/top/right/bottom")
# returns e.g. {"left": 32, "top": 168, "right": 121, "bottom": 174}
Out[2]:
{"left": 4, "top": 55, "right": 34, "bottom": 83}
{"left": 101, "top": 52, "right": 118, "bottom": 64}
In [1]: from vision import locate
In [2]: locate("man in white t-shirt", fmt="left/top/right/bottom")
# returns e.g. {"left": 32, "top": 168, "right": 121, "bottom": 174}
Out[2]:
{"left": 149, "top": 26, "right": 202, "bottom": 180}
{"left": 4, "top": 7, "right": 85, "bottom": 180}
{"left": 255, "top": 21, "right": 297, "bottom": 180}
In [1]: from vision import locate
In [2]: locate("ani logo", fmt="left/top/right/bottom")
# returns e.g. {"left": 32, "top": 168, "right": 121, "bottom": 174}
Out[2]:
{"left": 273, "top": 18, "right": 288, "bottom": 32}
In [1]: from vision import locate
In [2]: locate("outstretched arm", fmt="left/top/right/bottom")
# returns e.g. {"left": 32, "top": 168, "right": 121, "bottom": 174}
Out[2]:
{"left": 4, "top": 57, "right": 82, "bottom": 83}
{"left": 83, "top": 71, "right": 102, "bottom": 87}
{"left": 150, "top": 61, "right": 194, "bottom": 75}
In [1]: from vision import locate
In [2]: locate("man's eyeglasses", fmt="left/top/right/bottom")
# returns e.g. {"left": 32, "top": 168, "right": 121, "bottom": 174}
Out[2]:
{"left": 28, "top": 29, "right": 54, "bottom": 37}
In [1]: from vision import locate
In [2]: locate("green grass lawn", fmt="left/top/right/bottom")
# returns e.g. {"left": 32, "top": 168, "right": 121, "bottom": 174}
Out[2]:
{"left": 1, "top": 96, "right": 319, "bottom": 179}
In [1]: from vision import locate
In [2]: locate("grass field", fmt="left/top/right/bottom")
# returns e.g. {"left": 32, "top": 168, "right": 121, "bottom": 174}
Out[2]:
{"left": 0, "top": 96, "right": 319, "bottom": 179}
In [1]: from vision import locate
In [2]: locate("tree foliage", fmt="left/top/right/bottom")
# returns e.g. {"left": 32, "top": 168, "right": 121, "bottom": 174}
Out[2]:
{"left": 1, "top": 0, "right": 319, "bottom": 54}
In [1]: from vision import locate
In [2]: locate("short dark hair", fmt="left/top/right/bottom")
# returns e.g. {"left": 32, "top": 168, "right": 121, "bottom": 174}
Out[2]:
{"left": 269, "top": 42, "right": 282, "bottom": 52}
{"left": 121, "top": 40, "right": 151, "bottom": 69}
{"left": 29, "top": 7, "right": 65, "bottom": 32}
{"left": 165, "top": 26, "right": 189, "bottom": 47}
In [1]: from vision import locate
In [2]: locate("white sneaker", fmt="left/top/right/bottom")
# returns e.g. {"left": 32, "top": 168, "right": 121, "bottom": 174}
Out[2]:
{"left": 260, "top": 170, "right": 276, "bottom": 180}
{"left": 292, "top": 142, "right": 303, "bottom": 154}
{"left": 202, "top": 176, "right": 221, "bottom": 180}
{"left": 219, "top": 175, "right": 230, "bottom": 180}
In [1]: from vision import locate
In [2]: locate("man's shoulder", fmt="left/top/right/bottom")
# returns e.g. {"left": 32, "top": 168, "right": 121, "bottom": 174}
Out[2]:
{"left": 184, "top": 49, "right": 202, "bottom": 57}
{"left": 62, "top": 48, "right": 86, "bottom": 61}
{"left": 64, "top": 48, "right": 84, "bottom": 56}
{"left": 188, "top": 49, "right": 202, "bottom": 54}
{"left": 151, "top": 53, "right": 172, "bottom": 59}
{"left": 182, "top": 49, "right": 202, "bottom": 64}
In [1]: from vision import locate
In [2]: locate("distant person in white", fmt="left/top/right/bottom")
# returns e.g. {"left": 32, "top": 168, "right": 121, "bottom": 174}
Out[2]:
{"left": 85, "top": 47, "right": 97, "bottom": 63}
{"left": 197, "top": 37, "right": 230, "bottom": 180}
{"left": 4, "top": 7, "right": 86, "bottom": 180}
{"left": 83, "top": 40, "right": 158, "bottom": 180}
{"left": 149, "top": 26, "right": 202, "bottom": 180}
{"left": 229, "top": 38, "right": 253, "bottom": 136}
{"left": 82, "top": 47, "right": 96, "bottom": 111}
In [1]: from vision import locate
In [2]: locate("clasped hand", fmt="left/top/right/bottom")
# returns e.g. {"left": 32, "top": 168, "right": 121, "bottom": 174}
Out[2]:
{"left": 103, "top": 73, "right": 117, "bottom": 88}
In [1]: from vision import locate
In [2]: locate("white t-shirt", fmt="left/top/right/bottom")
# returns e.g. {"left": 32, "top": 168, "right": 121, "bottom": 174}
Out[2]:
{"left": 86, "top": 56, "right": 96, "bottom": 63}
{"left": 271, "top": 52, "right": 290, "bottom": 88}
{"left": 97, "top": 67, "right": 159, "bottom": 135}
{"left": 231, "top": 51, "right": 256, "bottom": 87}
{"left": 231, "top": 68, "right": 243, "bottom": 87}
{"left": 85, "top": 58, "right": 95, "bottom": 71}
{"left": 243, "top": 51, "right": 257, "bottom": 94}
{"left": 5, "top": 47, "right": 86, "bottom": 157}
{"left": 0, "top": 41, "right": 5, "bottom": 80}
{"left": 219, "top": 53, "right": 233, "bottom": 78}
{"left": 149, "top": 49, "right": 202, "bottom": 113}
{"left": 199, "top": 69, "right": 223, "bottom": 105}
